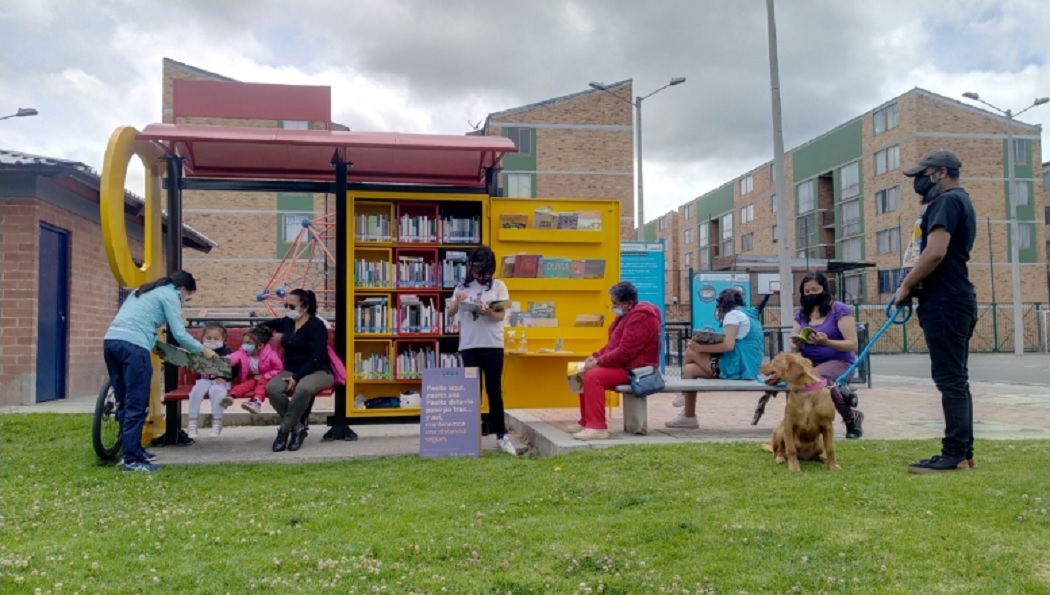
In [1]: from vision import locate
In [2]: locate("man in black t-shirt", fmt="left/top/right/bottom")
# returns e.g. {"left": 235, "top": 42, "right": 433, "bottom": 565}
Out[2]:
{"left": 895, "top": 149, "right": 978, "bottom": 473}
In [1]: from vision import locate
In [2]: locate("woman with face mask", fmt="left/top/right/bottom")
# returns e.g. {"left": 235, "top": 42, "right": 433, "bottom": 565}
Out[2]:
{"left": 103, "top": 269, "right": 217, "bottom": 472}
{"left": 790, "top": 271, "right": 863, "bottom": 439}
{"left": 446, "top": 245, "right": 517, "bottom": 455}
{"left": 259, "top": 288, "right": 334, "bottom": 452}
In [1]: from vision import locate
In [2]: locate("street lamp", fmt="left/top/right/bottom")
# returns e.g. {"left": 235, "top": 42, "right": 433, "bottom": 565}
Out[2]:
{"left": 590, "top": 78, "right": 686, "bottom": 241}
{"left": 961, "top": 92, "right": 1049, "bottom": 355}
{"left": 0, "top": 108, "right": 39, "bottom": 121}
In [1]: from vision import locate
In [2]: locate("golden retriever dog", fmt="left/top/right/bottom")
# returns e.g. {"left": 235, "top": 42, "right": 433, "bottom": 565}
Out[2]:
{"left": 759, "top": 353, "right": 840, "bottom": 472}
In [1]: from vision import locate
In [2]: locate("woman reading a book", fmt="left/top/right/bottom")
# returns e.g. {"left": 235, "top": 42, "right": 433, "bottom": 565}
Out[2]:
{"left": 789, "top": 271, "right": 864, "bottom": 439}
{"left": 666, "top": 288, "right": 764, "bottom": 429}
{"left": 574, "top": 282, "right": 662, "bottom": 440}
{"left": 260, "top": 289, "right": 335, "bottom": 453}
{"left": 103, "top": 270, "right": 218, "bottom": 473}
{"left": 446, "top": 245, "right": 518, "bottom": 456}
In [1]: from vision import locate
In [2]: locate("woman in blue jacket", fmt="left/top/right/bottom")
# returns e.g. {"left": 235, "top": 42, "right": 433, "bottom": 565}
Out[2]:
{"left": 103, "top": 270, "right": 217, "bottom": 472}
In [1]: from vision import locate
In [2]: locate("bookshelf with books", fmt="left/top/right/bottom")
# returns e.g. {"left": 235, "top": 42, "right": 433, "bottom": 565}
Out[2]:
{"left": 354, "top": 201, "right": 394, "bottom": 244}
{"left": 489, "top": 197, "right": 621, "bottom": 409}
{"left": 395, "top": 247, "right": 439, "bottom": 289}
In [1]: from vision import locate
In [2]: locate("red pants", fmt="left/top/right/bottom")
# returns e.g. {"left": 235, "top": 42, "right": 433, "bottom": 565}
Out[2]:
{"left": 579, "top": 366, "right": 629, "bottom": 430}
{"left": 229, "top": 378, "right": 267, "bottom": 401}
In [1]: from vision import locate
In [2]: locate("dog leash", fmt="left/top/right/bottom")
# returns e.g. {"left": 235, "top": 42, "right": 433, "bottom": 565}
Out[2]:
{"left": 833, "top": 300, "right": 912, "bottom": 388}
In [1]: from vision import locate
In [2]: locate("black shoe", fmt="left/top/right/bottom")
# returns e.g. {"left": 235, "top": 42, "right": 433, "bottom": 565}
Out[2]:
{"left": 287, "top": 428, "right": 308, "bottom": 452}
{"left": 845, "top": 410, "right": 864, "bottom": 439}
{"left": 907, "top": 454, "right": 970, "bottom": 474}
{"left": 840, "top": 385, "right": 859, "bottom": 409}
{"left": 272, "top": 429, "right": 290, "bottom": 452}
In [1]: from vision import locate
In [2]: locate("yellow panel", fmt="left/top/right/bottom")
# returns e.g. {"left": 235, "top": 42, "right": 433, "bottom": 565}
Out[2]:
{"left": 497, "top": 228, "right": 604, "bottom": 244}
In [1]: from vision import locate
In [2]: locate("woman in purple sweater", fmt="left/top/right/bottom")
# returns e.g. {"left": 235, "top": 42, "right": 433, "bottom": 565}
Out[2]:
{"left": 791, "top": 271, "right": 864, "bottom": 439}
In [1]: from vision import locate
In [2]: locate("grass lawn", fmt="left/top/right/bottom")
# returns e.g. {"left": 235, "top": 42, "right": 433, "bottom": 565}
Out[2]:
{"left": 2, "top": 414, "right": 1049, "bottom": 594}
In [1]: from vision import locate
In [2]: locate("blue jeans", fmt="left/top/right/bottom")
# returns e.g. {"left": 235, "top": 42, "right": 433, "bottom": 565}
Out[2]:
{"left": 917, "top": 294, "right": 977, "bottom": 458}
{"left": 103, "top": 339, "right": 153, "bottom": 464}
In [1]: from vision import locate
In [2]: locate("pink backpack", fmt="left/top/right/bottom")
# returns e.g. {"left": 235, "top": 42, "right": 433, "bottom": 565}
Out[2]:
{"left": 327, "top": 345, "right": 347, "bottom": 386}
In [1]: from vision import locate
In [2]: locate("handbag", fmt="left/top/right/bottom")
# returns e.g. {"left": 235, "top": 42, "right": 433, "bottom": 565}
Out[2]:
{"left": 628, "top": 365, "right": 665, "bottom": 398}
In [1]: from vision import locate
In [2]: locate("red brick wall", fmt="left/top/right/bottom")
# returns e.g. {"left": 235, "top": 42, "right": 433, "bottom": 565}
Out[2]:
{"left": 0, "top": 197, "right": 140, "bottom": 405}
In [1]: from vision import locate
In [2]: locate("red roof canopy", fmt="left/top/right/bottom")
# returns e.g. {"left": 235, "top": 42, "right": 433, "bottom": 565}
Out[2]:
{"left": 138, "top": 124, "right": 517, "bottom": 187}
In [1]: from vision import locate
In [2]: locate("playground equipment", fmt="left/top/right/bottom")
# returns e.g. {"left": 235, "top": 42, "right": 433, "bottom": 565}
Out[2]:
{"left": 256, "top": 211, "right": 338, "bottom": 316}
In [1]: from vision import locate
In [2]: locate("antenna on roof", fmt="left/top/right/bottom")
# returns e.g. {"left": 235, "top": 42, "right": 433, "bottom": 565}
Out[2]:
{"left": 468, "top": 120, "right": 481, "bottom": 131}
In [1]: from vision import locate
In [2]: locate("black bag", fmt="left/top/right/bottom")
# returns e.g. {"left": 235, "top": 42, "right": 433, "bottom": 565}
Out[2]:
{"left": 628, "top": 365, "right": 665, "bottom": 398}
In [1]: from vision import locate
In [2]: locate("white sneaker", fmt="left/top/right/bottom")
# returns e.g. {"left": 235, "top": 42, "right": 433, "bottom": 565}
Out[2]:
{"left": 672, "top": 393, "right": 685, "bottom": 408}
{"left": 241, "top": 399, "right": 262, "bottom": 415}
{"left": 565, "top": 423, "right": 584, "bottom": 434}
{"left": 497, "top": 436, "right": 519, "bottom": 455}
{"left": 187, "top": 421, "right": 198, "bottom": 439}
{"left": 573, "top": 428, "right": 609, "bottom": 441}
{"left": 209, "top": 422, "right": 223, "bottom": 437}
{"left": 664, "top": 414, "right": 699, "bottom": 429}
{"left": 219, "top": 396, "right": 234, "bottom": 409}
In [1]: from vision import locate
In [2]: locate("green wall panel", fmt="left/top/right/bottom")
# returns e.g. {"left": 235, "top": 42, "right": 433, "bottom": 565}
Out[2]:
{"left": 792, "top": 119, "right": 863, "bottom": 182}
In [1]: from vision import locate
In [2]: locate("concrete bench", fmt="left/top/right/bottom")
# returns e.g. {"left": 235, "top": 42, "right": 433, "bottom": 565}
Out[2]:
{"left": 614, "top": 378, "right": 782, "bottom": 435}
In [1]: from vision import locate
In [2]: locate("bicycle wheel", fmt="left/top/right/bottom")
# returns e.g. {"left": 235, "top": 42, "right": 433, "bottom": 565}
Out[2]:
{"left": 92, "top": 379, "right": 122, "bottom": 460}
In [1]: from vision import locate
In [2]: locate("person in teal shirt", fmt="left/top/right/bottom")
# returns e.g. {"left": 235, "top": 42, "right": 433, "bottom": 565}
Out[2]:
{"left": 103, "top": 270, "right": 217, "bottom": 472}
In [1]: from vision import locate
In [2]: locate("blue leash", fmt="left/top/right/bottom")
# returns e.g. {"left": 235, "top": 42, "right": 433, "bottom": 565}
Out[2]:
{"left": 833, "top": 300, "right": 912, "bottom": 388}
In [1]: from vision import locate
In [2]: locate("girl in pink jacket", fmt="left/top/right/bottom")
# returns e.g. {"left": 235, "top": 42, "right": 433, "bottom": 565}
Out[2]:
{"left": 228, "top": 326, "right": 284, "bottom": 415}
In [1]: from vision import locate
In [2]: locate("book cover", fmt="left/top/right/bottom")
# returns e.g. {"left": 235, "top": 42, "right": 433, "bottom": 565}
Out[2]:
{"left": 500, "top": 256, "right": 516, "bottom": 278}
{"left": 500, "top": 213, "right": 528, "bottom": 229}
{"left": 542, "top": 258, "right": 572, "bottom": 278}
{"left": 528, "top": 301, "right": 557, "bottom": 318}
{"left": 569, "top": 259, "right": 586, "bottom": 278}
{"left": 556, "top": 212, "right": 579, "bottom": 229}
{"left": 576, "top": 210, "right": 603, "bottom": 230}
{"left": 523, "top": 317, "right": 558, "bottom": 328}
{"left": 582, "top": 259, "right": 606, "bottom": 279}
{"left": 513, "top": 254, "right": 541, "bottom": 278}
{"left": 532, "top": 207, "right": 557, "bottom": 229}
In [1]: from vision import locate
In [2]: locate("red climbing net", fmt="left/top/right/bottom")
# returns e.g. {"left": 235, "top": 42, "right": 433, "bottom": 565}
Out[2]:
{"left": 256, "top": 212, "right": 337, "bottom": 317}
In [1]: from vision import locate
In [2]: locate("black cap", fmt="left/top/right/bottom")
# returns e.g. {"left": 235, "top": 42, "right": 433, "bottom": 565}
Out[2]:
{"left": 903, "top": 149, "right": 962, "bottom": 176}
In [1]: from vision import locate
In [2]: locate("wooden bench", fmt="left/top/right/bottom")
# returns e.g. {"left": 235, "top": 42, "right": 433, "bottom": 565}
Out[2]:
{"left": 614, "top": 378, "right": 782, "bottom": 435}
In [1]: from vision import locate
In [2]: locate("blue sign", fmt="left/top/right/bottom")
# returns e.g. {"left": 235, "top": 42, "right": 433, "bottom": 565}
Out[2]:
{"left": 420, "top": 367, "right": 482, "bottom": 458}
{"left": 621, "top": 241, "right": 666, "bottom": 371}
{"left": 691, "top": 273, "right": 751, "bottom": 332}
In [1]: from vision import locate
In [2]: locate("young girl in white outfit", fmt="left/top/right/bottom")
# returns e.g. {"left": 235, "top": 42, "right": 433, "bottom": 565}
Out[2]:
{"left": 187, "top": 323, "right": 234, "bottom": 438}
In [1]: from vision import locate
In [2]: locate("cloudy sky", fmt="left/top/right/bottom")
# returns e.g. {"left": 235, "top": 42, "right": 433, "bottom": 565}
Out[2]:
{"left": 1, "top": 0, "right": 1048, "bottom": 221}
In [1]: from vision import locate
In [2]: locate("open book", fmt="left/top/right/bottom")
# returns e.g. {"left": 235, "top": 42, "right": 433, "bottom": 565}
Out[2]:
{"left": 457, "top": 299, "right": 512, "bottom": 314}
{"left": 153, "top": 342, "right": 232, "bottom": 377}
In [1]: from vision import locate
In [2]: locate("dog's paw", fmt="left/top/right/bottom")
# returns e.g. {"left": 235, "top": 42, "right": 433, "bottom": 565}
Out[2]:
{"left": 774, "top": 455, "right": 785, "bottom": 464}
{"left": 788, "top": 460, "right": 801, "bottom": 472}
{"left": 827, "top": 462, "right": 841, "bottom": 471}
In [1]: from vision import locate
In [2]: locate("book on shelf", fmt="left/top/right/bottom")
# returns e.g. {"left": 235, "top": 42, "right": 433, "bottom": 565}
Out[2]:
{"left": 541, "top": 257, "right": 572, "bottom": 278}
{"left": 499, "top": 213, "right": 529, "bottom": 229}
{"left": 439, "top": 352, "right": 464, "bottom": 368}
{"left": 395, "top": 344, "right": 437, "bottom": 379}
{"left": 528, "top": 301, "right": 557, "bottom": 319}
{"left": 355, "top": 259, "right": 392, "bottom": 288}
{"left": 500, "top": 256, "right": 516, "bottom": 278}
{"left": 582, "top": 259, "right": 606, "bottom": 279}
{"left": 353, "top": 352, "right": 391, "bottom": 380}
{"left": 574, "top": 314, "right": 605, "bottom": 327}
{"left": 556, "top": 212, "right": 579, "bottom": 229}
{"left": 576, "top": 210, "right": 603, "bottom": 230}
{"left": 512, "top": 253, "right": 541, "bottom": 278}
{"left": 355, "top": 296, "right": 389, "bottom": 333}
{"left": 532, "top": 206, "right": 557, "bottom": 229}
{"left": 397, "top": 295, "right": 439, "bottom": 334}
{"left": 397, "top": 255, "right": 436, "bottom": 288}
{"left": 440, "top": 216, "right": 480, "bottom": 244}
{"left": 441, "top": 251, "right": 469, "bottom": 288}
{"left": 354, "top": 213, "right": 392, "bottom": 242}
{"left": 569, "top": 259, "right": 586, "bottom": 278}
{"left": 509, "top": 311, "right": 530, "bottom": 327}
{"left": 398, "top": 214, "right": 437, "bottom": 243}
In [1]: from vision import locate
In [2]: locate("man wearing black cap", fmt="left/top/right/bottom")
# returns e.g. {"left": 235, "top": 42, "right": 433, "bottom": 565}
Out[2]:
{"left": 895, "top": 149, "right": 977, "bottom": 473}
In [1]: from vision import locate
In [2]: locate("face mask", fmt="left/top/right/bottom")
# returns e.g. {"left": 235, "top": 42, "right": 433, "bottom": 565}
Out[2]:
{"left": 242, "top": 343, "right": 256, "bottom": 355}
{"left": 203, "top": 340, "right": 223, "bottom": 349}
{"left": 913, "top": 173, "right": 940, "bottom": 203}
{"left": 177, "top": 290, "right": 186, "bottom": 304}
{"left": 800, "top": 293, "right": 826, "bottom": 309}
{"left": 612, "top": 307, "right": 625, "bottom": 317}
{"left": 286, "top": 309, "right": 302, "bottom": 321}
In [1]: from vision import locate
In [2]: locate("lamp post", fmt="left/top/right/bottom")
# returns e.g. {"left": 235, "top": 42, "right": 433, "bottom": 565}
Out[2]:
{"left": 590, "top": 78, "right": 686, "bottom": 241}
{"left": 0, "top": 108, "right": 38, "bottom": 121}
{"left": 961, "top": 92, "right": 1049, "bottom": 356}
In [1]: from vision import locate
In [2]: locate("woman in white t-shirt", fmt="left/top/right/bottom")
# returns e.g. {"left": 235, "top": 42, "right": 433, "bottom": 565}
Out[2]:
{"left": 446, "top": 245, "right": 517, "bottom": 455}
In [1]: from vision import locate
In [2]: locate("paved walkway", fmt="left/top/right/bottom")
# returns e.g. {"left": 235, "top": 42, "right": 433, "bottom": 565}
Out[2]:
{"left": 3, "top": 353, "right": 1047, "bottom": 463}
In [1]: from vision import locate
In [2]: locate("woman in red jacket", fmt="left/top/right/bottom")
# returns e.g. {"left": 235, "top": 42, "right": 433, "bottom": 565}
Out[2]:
{"left": 572, "top": 281, "right": 662, "bottom": 441}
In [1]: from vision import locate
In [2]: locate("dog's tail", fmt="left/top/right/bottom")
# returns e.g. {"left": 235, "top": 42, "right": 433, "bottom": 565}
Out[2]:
{"left": 761, "top": 442, "right": 774, "bottom": 453}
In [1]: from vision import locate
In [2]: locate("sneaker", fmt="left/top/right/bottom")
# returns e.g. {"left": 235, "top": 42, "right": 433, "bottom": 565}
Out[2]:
{"left": 664, "top": 414, "right": 699, "bottom": 429}
{"left": 671, "top": 393, "right": 685, "bottom": 408}
{"left": 122, "top": 461, "right": 160, "bottom": 473}
{"left": 187, "top": 421, "right": 198, "bottom": 439}
{"left": 209, "top": 422, "right": 223, "bottom": 437}
{"left": 219, "top": 396, "right": 234, "bottom": 409}
{"left": 573, "top": 428, "right": 609, "bottom": 441}
{"left": 907, "top": 454, "right": 971, "bottom": 474}
{"left": 497, "top": 436, "right": 520, "bottom": 455}
{"left": 242, "top": 399, "right": 263, "bottom": 415}
{"left": 142, "top": 450, "right": 157, "bottom": 461}
{"left": 845, "top": 410, "right": 864, "bottom": 439}
{"left": 565, "top": 423, "right": 584, "bottom": 434}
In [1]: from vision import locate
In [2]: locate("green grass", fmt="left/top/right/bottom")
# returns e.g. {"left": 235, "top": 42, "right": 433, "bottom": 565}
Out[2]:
{"left": 2, "top": 414, "right": 1049, "bottom": 594}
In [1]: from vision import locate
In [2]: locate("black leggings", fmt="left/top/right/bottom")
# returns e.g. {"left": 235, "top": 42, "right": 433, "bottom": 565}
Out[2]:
{"left": 460, "top": 347, "right": 506, "bottom": 436}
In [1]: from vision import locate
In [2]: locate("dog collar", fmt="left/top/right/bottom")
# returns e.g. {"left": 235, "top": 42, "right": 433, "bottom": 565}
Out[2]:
{"left": 801, "top": 378, "right": 828, "bottom": 392}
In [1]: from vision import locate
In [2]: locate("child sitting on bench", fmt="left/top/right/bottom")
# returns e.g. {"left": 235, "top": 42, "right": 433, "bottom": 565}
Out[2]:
{"left": 229, "top": 326, "right": 284, "bottom": 415}
{"left": 666, "top": 288, "right": 764, "bottom": 429}
{"left": 187, "top": 323, "right": 235, "bottom": 438}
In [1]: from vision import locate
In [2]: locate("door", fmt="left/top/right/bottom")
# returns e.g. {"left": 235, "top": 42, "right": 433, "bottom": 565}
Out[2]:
{"left": 36, "top": 223, "right": 70, "bottom": 402}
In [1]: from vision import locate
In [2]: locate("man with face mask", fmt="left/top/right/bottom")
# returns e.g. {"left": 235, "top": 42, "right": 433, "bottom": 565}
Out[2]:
{"left": 895, "top": 149, "right": 977, "bottom": 473}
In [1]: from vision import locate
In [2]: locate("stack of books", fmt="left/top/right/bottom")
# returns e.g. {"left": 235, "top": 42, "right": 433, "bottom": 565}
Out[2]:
{"left": 397, "top": 255, "right": 436, "bottom": 288}
{"left": 397, "top": 295, "right": 439, "bottom": 334}
{"left": 440, "top": 216, "right": 480, "bottom": 244}
{"left": 354, "top": 258, "right": 392, "bottom": 288}
{"left": 498, "top": 207, "right": 602, "bottom": 231}
{"left": 353, "top": 352, "right": 390, "bottom": 380}
{"left": 398, "top": 214, "right": 437, "bottom": 243}
{"left": 355, "top": 297, "right": 389, "bottom": 333}
{"left": 500, "top": 255, "right": 606, "bottom": 280}
{"left": 354, "top": 213, "right": 392, "bottom": 242}
{"left": 440, "top": 251, "right": 469, "bottom": 288}
{"left": 439, "top": 352, "right": 463, "bottom": 368}
{"left": 396, "top": 345, "right": 437, "bottom": 379}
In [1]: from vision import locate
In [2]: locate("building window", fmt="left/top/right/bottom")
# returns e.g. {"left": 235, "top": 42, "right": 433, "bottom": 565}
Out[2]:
{"left": 841, "top": 237, "right": 863, "bottom": 261}
{"left": 840, "top": 161, "right": 860, "bottom": 199}
{"left": 740, "top": 174, "right": 754, "bottom": 195}
{"left": 1043, "top": 169, "right": 1049, "bottom": 192}
{"left": 281, "top": 120, "right": 310, "bottom": 130}
{"left": 876, "top": 185, "right": 901, "bottom": 215}
{"left": 684, "top": 203, "right": 693, "bottom": 220}
{"left": 505, "top": 127, "right": 532, "bottom": 155}
{"left": 506, "top": 173, "right": 532, "bottom": 198}
{"left": 796, "top": 216, "right": 814, "bottom": 252}
{"left": 741, "top": 232, "right": 754, "bottom": 252}
{"left": 772, "top": 224, "right": 778, "bottom": 244}
{"left": 684, "top": 228, "right": 692, "bottom": 244}
{"left": 771, "top": 192, "right": 777, "bottom": 213}
{"left": 1019, "top": 222, "right": 1034, "bottom": 250}
{"left": 841, "top": 199, "right": 862, "bottom": 236}
{"left": 699, "top": 222, "right": 709, "bottom": 247}
{"left": 740, "top": 204, "right": 754, "bottom": 224}
{"left": 720, "top": 212, "right": 734, "bottom": 256}
{"left": 684, "top": 252, "right": 692, "bottom": 267}
{"left": 283, "top": 213, "right": 312, "bottom": 242}
{"left": 659, "top": 216, "right": 667, "bottom": 232}
{"left": 796, "top": 180, "right": 816, "bottom": 214}
{"left": 1012, "top": 139, "right": 1029, "bottom": 166}
{"left": 699, "top": 247, "right": 710, "bottom": 269}
{"left": 843, "top": 272, "right": 864, "bottom": 303}
{"left": 873, "top": 103, "right": 899, "bottom": 135}
{"left": 876, "top": 227, "right": 901, "bottom": 255}
{"left": 877, "top": 268, "right": 906, "bottom": 294}
{"left": 1010, "top": 181, "right": 1030, "bottom": 207}
{"left": 874, "top": 145, "right": 900, "bottom": 175}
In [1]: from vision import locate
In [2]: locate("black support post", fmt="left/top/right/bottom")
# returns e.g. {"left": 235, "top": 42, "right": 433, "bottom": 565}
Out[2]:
{"left": 323, "top": 154, "right": 358, "bottom": 442}
{"left": 160, "top": 155, "right": 193, "bottom": 446}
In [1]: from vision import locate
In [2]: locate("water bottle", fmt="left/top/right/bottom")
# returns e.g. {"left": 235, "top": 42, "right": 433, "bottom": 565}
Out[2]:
{"left": 506, "top": 330, "right": 518, "bottom": 353}
{"left": 519, "top": 331, "right": 528, "bottom": 354}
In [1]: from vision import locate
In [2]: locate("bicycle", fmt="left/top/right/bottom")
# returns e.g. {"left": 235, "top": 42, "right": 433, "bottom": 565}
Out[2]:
{"left": 91, "top": 379, "right": 122, "bottom": 460}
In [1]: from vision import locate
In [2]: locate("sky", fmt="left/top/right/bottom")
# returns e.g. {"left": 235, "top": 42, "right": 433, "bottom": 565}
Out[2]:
{"left": 1, "top": 0, "right": 1048, "bottom": 222}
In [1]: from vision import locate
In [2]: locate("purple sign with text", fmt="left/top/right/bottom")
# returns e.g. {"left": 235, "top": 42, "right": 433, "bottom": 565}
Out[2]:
{"left": 420, "top": 367, "right": 482, "bottom": 458}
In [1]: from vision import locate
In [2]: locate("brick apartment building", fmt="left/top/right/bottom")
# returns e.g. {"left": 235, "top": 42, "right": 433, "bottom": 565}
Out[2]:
{"left": 671, "top": 88, "right": 1047, "bottom": 314}
{"left": 476, "top": 80, "right": 635, "bottom": 240}
{"left": 0, "top": 150, "right": 214, "bottom": 405}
